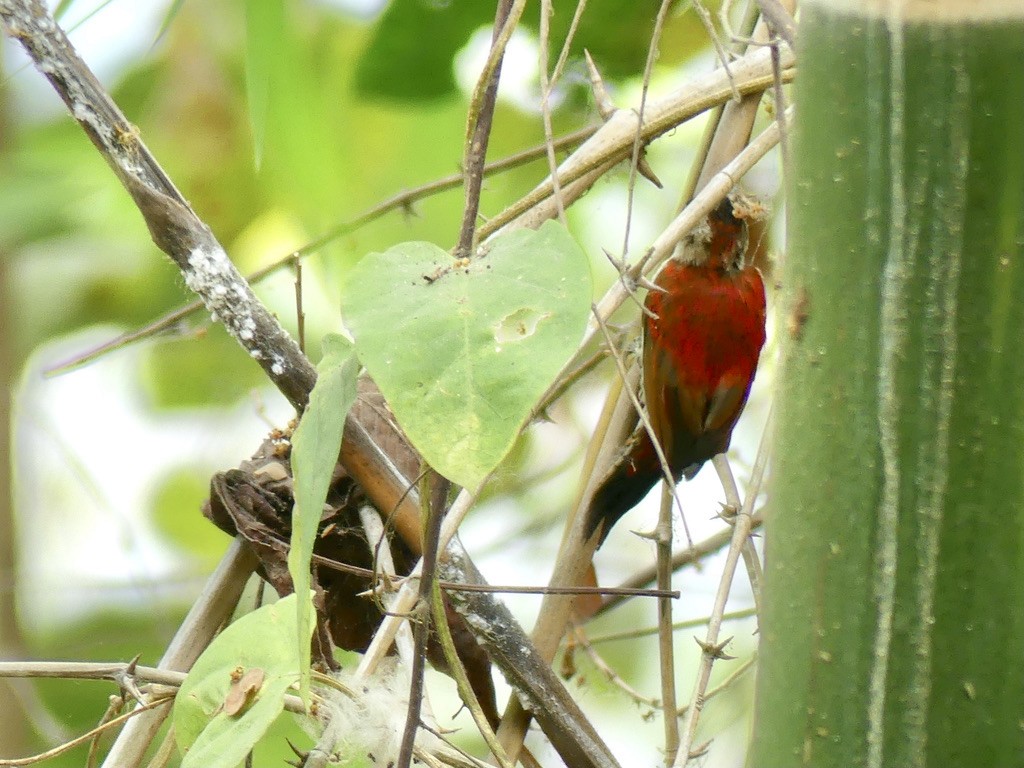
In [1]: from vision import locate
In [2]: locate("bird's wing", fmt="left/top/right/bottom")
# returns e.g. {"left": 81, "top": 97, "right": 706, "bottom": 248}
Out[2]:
{"left": 644, "top": 336, "right": 706, "bottom": 442}
{"left": 702, "top": 380, "right": 749, "bottom": 433}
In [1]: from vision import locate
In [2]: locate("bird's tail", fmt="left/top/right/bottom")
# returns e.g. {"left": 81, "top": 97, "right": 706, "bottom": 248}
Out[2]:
{"left": 584, "top": 428, "right": 662, "bottom": 545}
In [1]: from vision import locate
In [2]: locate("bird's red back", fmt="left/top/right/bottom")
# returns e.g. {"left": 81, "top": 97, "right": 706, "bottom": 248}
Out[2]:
{"left": 586, "top": 198, "right": 766, "bottom": 544}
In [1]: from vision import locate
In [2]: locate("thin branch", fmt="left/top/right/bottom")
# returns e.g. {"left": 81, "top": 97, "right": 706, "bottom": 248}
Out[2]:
{"left": 586, "top": 608, "right": 757, "bottom": 645}
{"left": 293, "top": 255, "right": 306, "bottom": 355}
{"left": 550, "top": 0, "right": 588, "bottom": 86}
{"left": 675, "top": 653, "right": 757, "bottom": 717}
{"left": 692, "top": 0, "right": 740, "bottom": 103}
{"left": 478, "top": 43, "right": 794, "bottom": 242}
{"left": 356, "top": 505, "right": 416, "bottom": 671}
{"left": 396, "top": 471, "right": 449, "bottom": 768}
{"left": 672, "top": 400, "right": 773, "bottom": 766}
{"left": 538, "top": 0, "right": 566, "bottom": 224}
{"left": 713, "top": 453, "right": 765, "bottom": 614}
{"left": 310, "top": 545, "right": 679, "bottom": 599}
{"left": 621, "top": 0, "right": 676, "bottom": 258}
{"left": 0, "top": 660, "right": 312, "bottom": 716}
{"left": 0, "top": 661, "right": 185, "bottom": 687}
{"left": 630, "top": 15, "right": 685, "bottom": 760}
{"left": 591, "top": 304, "right": 685, "bottom": 764}
{"left": 769, "top": 41, "right": 790, "bottom": 172}
{"left": 598, "top": 515, "right": 763, "bottom": 617}
{"left": 456, "top": 0, "right": 521, "bottom": 258}
{"left": 656, "top": 484, "right": 680, "bottom": 764}
{"left": 570, "top": 625, "right": 661, "bottom": 710}
{"left": 429, "top": 571, "right": 513, "bottom": 767}
{"left": 671, "top": 520, "right": 752, "bottom": 764}
{"left": 534, "top": 0, "right": 589, "bottom": 228}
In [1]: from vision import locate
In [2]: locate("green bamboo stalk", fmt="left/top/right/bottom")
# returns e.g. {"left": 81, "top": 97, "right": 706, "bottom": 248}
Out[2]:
{"left": 750, "top": 2, "right": 1024, "bottom": 767}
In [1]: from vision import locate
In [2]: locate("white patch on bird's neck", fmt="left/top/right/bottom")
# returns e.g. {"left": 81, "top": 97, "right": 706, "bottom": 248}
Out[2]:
{"left": 674, "top": 220, "right": 714, "bottom": 266}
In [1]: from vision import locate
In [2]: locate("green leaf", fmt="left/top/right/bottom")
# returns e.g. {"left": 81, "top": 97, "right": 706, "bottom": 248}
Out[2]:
{"left": 341, "top": 220, "right": 591, "bottom": 492}
{"left": 244, "top": 0, "right": 284, "bottom": 168}
{"left": 241, "top": 0, "right": 345, "bottom": 224}
{"left": 153, "top": 0, "right": 187, "bottom": 46}
{"left": 174, "top": 594, "right": 314, "bottom": 768}
{"left": 288, "top": 334, "right": 360, "bottom": 703}
{"left": 53, "top": 0, "right": 76, "bottom": 21}
{"left": 354, "top": 0, "right": 708, "bottom": 102}
{"left": 546, "top": 0, "right": 706, "bottom": 79}
{"left": 355, "top": 0, "right": 494, "bottom": 100}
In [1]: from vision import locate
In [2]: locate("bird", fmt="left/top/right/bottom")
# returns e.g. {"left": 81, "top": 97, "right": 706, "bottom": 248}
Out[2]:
{"left": 586, "top": 195, "right": 767, "bottom": 544}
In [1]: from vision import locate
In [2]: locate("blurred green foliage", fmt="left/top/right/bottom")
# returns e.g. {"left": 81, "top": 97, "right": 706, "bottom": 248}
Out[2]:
{"left": 356, "top": 0, "right": 710, "bottom": 99}
{"left": 150, "top": 467, "right": 230, "bottom": 566}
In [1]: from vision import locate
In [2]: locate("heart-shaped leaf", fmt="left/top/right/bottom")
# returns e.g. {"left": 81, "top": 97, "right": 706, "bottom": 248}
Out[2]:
{"left": 342, "top": 221, "right": 591, "bottom": 491}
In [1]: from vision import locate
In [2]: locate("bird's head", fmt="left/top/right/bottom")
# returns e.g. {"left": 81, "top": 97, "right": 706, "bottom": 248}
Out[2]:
{"left": 679, "top": 195, "right": 752, "bottom": 273}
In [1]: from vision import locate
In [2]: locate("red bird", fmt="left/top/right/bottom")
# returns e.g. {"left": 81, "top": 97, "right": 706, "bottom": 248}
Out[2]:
{"left": 587, "top": 196, "right": 767, "bottom": 543}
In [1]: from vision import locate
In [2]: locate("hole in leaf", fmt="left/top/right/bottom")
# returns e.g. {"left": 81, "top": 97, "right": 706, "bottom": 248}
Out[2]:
{"left": 493, "top": 307, "right": 550, "bottom": 347}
